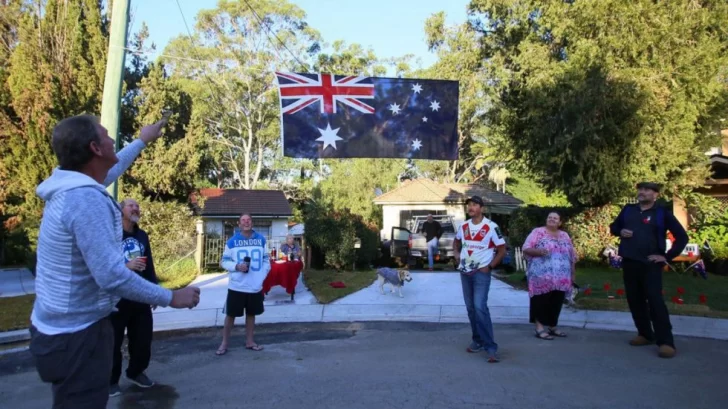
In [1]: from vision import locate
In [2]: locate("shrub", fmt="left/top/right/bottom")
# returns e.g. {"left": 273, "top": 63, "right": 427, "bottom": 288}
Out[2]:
{"left": 686, "top": 195, "right": 728, "bottom": 261}
{"left": 304, "top": 204, "right": 379, "bottom": 270}
{"left": 134, "top": 199, "right": 197, "bottom": 264}
{"left": 509, "top": 204, "right": 621, "bottom": 263}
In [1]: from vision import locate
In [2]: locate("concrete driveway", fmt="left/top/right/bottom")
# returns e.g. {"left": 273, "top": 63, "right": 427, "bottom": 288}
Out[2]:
{"left": 1, "top": 322, "right": 726, "bottom": 409}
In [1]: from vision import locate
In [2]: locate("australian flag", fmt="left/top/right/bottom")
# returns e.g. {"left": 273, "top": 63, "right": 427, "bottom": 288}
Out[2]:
{"left": 275, "top": 72, "right": 459, "bottom": 160}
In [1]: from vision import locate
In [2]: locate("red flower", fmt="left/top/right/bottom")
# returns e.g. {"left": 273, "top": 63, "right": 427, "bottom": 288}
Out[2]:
{"left": 671, "top": 296, "right": 680, "bottom": 304}
{"left": 699, "top": 294, "right": 707, "bottom": 304}
{"left": 616, "top": 288, "right": 625, "bottom": 297}
{"left": 584, "top": 288, "right": 593, "bottom": 296}
{"left": 603, "top": 283, "right": 611, "bottom": 292}
{"left": 677, "top": 298, "right": 684, "bottom": 305}
{"left": 677, "top": 287, "right": 685, "bottom": 295}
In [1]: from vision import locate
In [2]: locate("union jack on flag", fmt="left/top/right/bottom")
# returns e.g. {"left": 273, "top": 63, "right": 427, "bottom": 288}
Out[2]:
{"left": 276, "top": 72, "right": 375, "bottom": 115}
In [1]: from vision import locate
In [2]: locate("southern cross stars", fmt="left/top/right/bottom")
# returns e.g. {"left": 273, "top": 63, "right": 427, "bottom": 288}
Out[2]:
{"left": 430, "top": 100, "right": 440, "bottom": 111}
{"left": 316, "top": 123, "right": 343, "bottom": 150}
{"left": 422, "top": 116, "right": 428, "bottom": 123}
{"left": 411, "top": 83, "right": 423, "bottom": 94}
{"left": 388, "top": 103, "right": 401, "bottom": 115}
{"left": 412, "top": 139, "right": 422, "bottom": 151}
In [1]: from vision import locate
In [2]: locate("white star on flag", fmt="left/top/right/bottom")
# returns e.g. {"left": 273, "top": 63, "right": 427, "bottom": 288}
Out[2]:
{"left": 388, "top": 103, "right": 401, "bottom": 115}
{"left": 422, "top": 116, "right": 428, "bottom": 123}
{"left": 430, "top": 100, "right": 440, "bottom": 111}
{"left": 316, "top": 123, "right": 343, "bottom": 150}
{"left": 412, "top": 83, "right": 423, "bottom": 94}
{"left": 412, "top": 138, "right": 422, "bottom": 151}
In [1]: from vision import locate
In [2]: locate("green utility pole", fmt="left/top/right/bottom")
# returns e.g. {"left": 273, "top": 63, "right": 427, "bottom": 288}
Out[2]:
{"left": 100, "top": 0, "right": 130, "bottom": 200}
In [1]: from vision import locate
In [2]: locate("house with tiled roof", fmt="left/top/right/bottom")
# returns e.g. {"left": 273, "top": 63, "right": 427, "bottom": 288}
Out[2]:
{"left": 190, "top": 189, "right": 293, "bottom": 266}
{"left": 373, "top": 179, "right": 523, "bottom": 240}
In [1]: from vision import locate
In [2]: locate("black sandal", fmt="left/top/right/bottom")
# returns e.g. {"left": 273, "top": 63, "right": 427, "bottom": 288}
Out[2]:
{"left": 535, "top": 329, "right": 554, "bottom": 340}
{"left": 548, "top": 328, "right": 567, "bottom": 338}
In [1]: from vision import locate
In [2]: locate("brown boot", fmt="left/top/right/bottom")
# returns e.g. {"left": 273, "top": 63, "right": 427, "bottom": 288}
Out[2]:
{"left": 629, "top": 335, "right": 654, "bottom": 346}
{"left": 658, "top": 345, "right": 676, "bottom": 359}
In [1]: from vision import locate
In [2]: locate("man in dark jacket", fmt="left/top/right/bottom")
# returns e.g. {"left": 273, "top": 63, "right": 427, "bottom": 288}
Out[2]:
{"left": 110, "top": 198, "right": 160, "bottom": 396}
{"left": 423, "top": 214, "right": 443, "bottom": 271}
{"left": 609, "top": 182, "right": 688, "bottom": 359}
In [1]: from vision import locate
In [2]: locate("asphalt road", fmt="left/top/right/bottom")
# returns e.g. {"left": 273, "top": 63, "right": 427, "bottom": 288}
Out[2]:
{"left": 1, "top": 322, "right": 726, "bottom": 409}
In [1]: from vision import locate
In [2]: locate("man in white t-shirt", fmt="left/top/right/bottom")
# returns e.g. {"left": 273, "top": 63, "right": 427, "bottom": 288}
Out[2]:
{"left": 453, "top": 196, "right": 507, "bottom": 363}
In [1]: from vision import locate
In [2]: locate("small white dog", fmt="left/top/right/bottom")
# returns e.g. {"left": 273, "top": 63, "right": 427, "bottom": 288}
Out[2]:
{"left": 376, "top": 267, "right": 413, "bottom": 298}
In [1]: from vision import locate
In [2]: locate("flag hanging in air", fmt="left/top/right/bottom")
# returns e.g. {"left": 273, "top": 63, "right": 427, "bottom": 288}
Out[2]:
{"left": 275, "top": 72, "right": 459, "bottom": 160}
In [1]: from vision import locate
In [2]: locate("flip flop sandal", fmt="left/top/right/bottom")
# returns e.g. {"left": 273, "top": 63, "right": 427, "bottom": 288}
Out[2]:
{"left": 215, "top": 348, "right": 228, "bottom": 356}
{"left": 487, "top": 355, "right": 500, "bottom": 363}
{"left": 535, "top": 329, "right": 554, "bottom": 340}
{"left": 548, "top": 328, "right": 567, "bottom": 337}
{"left": 246, "top": 344, "right": 264, "bottom": 351}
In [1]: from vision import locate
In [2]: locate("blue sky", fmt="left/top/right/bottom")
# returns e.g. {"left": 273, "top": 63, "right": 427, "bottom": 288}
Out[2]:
{"left": 132, "top": 0, "right": 469, "bottom": 70}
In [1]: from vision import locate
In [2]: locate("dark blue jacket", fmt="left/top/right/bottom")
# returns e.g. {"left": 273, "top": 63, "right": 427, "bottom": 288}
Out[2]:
{"left": 609, "top": 204, "right": 688, "bottom": 262}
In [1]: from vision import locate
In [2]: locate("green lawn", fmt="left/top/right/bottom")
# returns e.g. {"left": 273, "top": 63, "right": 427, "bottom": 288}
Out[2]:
{"left": 501, "top": 267, "right": 728, "bottom": 318}
{"left": 0, "top": 295, "right": 34, "bottom": 332}
{"left": 303, "top": 269, "right": 377, "bottom": 304}
{"left": 156, "top": 258, "right": 199, "bottom": 290}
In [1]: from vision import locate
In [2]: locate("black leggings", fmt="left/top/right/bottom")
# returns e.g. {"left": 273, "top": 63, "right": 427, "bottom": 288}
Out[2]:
{"left": 529, "top": 290, "right": 566, "bottom": 327}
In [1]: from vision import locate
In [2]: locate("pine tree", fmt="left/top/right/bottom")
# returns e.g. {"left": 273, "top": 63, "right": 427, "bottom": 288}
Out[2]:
{"left": 0, "top": 0, "right": 108, "bottom": 253}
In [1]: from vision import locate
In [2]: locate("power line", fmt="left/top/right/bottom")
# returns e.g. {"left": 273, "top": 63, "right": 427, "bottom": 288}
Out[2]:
{"left": 240, "top": 0, "right": 308, "bottom": 70}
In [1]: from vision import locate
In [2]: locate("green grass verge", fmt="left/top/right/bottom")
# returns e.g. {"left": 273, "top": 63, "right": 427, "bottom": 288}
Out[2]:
{"left": 156, "top": 258, "right": 199, "bottom": 290}
{"left": 500, "top": 266, "right": 728, "bottom": 318}
{"left": 0, "top": 295, "right": 34, "bottom": 332}
{"left": 304, "top": 268, "right": 377, "bottom": 304}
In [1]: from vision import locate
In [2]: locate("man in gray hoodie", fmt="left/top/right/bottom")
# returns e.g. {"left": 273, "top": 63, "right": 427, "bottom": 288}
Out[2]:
{"left": 30, "top": 114, "right": 200, "bottom": 409}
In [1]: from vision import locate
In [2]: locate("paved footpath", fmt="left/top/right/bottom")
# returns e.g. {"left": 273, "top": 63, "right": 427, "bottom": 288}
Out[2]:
{"left": 0, "top": 268, "right": 34, "bottom": 298}
{"left": 1, "top": 322, "right": 726, "bottom": 409}
{"left": 3, "top": 270, "right": 728, "bottom": 344}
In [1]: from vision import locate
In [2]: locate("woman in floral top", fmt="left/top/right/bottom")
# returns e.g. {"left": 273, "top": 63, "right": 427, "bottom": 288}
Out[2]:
{"left": 522, "top": 212, "right": 576, "bottom": 340}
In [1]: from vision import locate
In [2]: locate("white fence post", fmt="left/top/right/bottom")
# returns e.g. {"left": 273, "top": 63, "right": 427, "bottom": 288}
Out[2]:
{"left": 514, "top": 246, "right": 526, "bottom": 272}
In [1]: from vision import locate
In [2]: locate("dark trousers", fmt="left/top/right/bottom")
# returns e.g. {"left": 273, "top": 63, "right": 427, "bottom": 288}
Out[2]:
{"left": 622, "top": 258, "right": 674, "bottom": 347}
{"left": 529, "top": 290, "right": 565, "bottom": 327}
{"left": 111, "top": 304, "right": 153, "bottom": 385}
{"left": 29, "top": 318, "right": 113, "bottom": 409}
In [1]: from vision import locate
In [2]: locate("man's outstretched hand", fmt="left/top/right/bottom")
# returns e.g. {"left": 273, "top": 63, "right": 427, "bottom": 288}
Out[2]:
{"left": 139, "top": 113, "right": 172, "bottom": 145}
{"left": 170, "top": 286, "right": 200, "bottom": 309}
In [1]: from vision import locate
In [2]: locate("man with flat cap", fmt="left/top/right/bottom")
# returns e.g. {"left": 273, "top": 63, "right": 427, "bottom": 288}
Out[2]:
{"left": 609, "top": 182, "right": 688, "bottom": 358}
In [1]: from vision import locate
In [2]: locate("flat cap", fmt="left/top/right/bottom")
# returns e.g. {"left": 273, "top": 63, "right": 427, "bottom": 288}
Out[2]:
{"left": 636, "top": 182, "right": 662, "bottom": 193}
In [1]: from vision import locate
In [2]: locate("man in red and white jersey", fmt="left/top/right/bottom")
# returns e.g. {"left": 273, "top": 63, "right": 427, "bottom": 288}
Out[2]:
{"left": 453, "top": 195, "right": 507, "bottom": 363}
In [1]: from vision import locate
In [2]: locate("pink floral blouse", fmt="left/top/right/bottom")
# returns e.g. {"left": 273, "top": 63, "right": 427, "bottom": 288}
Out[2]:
{"left": 523, "top": 227, "right": 576, "bottom": 297}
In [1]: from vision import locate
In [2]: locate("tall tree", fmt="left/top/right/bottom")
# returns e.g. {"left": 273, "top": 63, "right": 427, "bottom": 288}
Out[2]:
{"left": 163, "top": 0, "right": 321, "bottom": 189}
{"left": 0, "top": 0, "right": 108, "bottom": 250}
{"left": 0, "top": 0, "right": 25, "bottom": 264}
{"left": 120, "top": 62, "right": 200, "bottom": 199}
{"left": 469, "top": 0, "right": 728, "bottom": 206}
{"left": 416, "top": 11, "right": 504, "bottom": 185}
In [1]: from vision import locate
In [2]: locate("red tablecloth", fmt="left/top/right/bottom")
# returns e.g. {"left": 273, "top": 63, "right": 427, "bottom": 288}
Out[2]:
{"left": 263, "top": 261, "right": 303, "bottom": 295}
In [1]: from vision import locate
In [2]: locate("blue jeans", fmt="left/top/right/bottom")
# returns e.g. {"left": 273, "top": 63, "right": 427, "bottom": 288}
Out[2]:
{"left": 427, "top": 239, "right": 438, "bottom": 268}
{"left": 460, "top": 272, "right": 498, "bottom": 355}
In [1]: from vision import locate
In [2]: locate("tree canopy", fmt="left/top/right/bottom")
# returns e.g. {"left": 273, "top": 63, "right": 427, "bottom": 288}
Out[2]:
{"left": 469, "top": 0, "right": 728, "bottom": 206}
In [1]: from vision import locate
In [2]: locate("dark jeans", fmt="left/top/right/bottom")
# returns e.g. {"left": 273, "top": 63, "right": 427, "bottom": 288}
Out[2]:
{"left": 529, "top": 290, "right": 565, "bottom": 327}
{"left": 460, "top": 271, "right": 498, "bottom": 355}
{"left": 622, "top": 258, "right": 675, "bottom": 347}
{"left": 29, "top": 318, "right": 113, "bottom": 409}
{"left": 111, "top": 304, "right": 153, "bottom": 385}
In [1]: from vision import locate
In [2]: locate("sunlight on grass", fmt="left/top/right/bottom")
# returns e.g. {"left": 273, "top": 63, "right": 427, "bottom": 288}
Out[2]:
{"left": 304, "top": 269, "right": 377, "bottom": 304}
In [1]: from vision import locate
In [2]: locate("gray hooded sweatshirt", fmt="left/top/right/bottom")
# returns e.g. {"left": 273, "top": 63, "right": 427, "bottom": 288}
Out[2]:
{"left": 32, "top": 140, "right": 173, "bottom": 335}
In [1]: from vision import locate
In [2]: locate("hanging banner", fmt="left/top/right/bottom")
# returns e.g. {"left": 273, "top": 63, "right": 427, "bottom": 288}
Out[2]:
{"left": 275, "top": 72, "right": 459, "bottom": 160}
